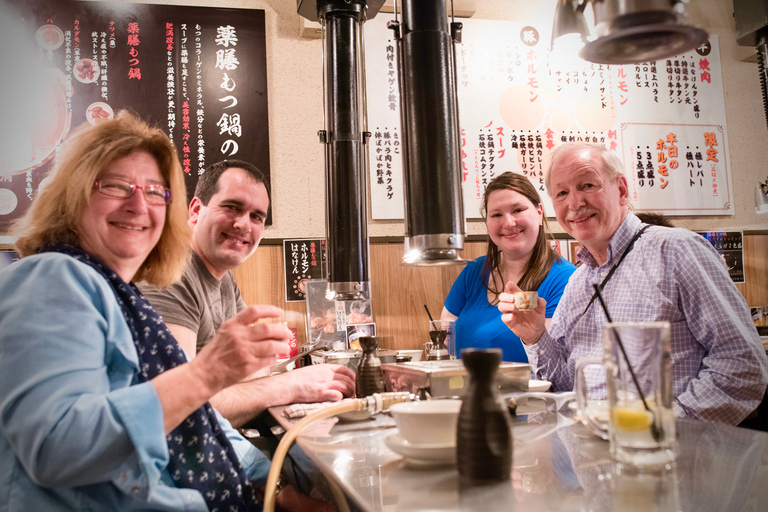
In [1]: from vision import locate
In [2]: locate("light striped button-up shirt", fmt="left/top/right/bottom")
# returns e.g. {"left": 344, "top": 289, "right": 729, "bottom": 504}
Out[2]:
{"left": 525, "top": 212, "right": 768, "bottom": 425}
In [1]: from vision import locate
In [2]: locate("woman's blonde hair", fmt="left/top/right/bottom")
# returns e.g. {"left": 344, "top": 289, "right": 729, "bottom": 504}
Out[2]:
{"left": 480, "top": 172, "right": 560, "bottom": 303}
{"left": 13, "top": 112, "right": 190, "bottom": 287}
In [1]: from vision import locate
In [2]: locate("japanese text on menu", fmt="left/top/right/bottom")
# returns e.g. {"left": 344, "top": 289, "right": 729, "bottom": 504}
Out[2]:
{"left": 363, "top": 16, "right": 732, "bottom": 218}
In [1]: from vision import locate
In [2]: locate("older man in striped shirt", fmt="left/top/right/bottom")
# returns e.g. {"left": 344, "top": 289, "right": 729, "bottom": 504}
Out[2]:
{"left": 499, "top": 142, "right": 768, "bottom": 426}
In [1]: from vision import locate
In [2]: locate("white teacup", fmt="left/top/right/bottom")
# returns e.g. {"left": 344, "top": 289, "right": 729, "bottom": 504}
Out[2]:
{"left": 514, "top": 291, "right": 538, "bottom": 311}
{"left": 388, "top": 399, "right": 461, "bottom": 445}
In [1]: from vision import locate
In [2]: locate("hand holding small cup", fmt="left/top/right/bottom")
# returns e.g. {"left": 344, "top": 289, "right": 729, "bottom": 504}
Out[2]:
{"left": 513, "top": 291, "right": 538, "bottom": 311}
{"left": 194, "top": 305, "right": 291, "bottom": 393}
{"left": 498, "top": 282, "right": 547, "bottom": 346}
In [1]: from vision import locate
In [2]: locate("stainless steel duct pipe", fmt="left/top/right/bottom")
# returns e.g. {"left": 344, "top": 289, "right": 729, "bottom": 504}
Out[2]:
{"left": 299, "top": 0, "right": 384, "bottom": 300}
{"left": 389, "top": 0, "right": 466, "bottom": 265}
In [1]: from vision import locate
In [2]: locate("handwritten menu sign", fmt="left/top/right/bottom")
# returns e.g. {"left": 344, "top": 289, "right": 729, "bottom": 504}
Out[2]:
{"left": 364, "top": 15, "right": 733, "bottom": 219}
{"left": 283, "top": 238, "right": 326, "bottom": 302}
{"left": 697, "top": 231, "right": 745, "bottom": 284}
{"left": 0, "top": 0, "right": 270, "bottom": 231}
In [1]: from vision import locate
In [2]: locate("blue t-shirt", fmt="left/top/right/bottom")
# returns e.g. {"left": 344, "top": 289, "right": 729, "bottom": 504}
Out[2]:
{"left": 444, "top": 255, "right": 576, "bottom": 362}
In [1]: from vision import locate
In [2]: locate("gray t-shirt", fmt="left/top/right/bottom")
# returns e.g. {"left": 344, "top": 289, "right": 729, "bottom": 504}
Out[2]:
{"left": 139, "top": 251, "right": 246, "bottom": 354}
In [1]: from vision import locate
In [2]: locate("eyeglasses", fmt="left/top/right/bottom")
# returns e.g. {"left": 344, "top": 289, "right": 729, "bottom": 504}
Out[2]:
{"left": 94, "top": 177, "right": 172, "bottom": 206}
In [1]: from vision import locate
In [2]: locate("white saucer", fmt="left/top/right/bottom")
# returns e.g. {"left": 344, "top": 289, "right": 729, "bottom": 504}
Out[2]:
{"left": 384, "top": 433, "right": 456, "bottom": 467}
{"left": 528, "top": 380, "right": 551, "bottom": 392}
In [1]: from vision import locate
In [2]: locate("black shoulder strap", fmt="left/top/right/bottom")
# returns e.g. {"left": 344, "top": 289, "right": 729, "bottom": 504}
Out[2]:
{"left": 582, "top": 224, "right": 651, "bottom": 315}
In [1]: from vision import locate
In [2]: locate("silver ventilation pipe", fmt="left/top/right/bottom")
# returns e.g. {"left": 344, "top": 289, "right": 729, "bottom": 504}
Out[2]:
{"left": 388, "top": 0, "right": 466, "bottom": 266}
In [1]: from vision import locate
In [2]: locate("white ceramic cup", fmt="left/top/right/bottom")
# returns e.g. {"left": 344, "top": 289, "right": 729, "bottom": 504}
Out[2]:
{"left": 388, "top": 399, "right": 461, "bottom": 445}
{"left": 514, "top": 291, "right": 538, "bottom": 311}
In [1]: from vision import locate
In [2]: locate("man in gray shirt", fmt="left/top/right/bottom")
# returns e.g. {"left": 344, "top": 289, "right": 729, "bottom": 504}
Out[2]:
{"left": 141, "top": 160, "right": 356, "bottom": 428}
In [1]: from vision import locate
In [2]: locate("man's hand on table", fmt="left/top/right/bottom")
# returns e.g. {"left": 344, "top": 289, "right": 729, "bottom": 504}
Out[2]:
{"left": 278, "top": 364, "right": 356, "bottom": 404}
{"left": 212, "top": 363, "right": 356, "bottom": 427}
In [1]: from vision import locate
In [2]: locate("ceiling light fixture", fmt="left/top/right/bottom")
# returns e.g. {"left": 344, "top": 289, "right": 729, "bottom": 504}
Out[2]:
{"left": 552, "top": 0, "right": 709, "bottom": 65}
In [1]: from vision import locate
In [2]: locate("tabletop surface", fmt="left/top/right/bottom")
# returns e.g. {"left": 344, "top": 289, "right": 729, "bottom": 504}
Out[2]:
{"left": 273, "top": 394, "right": 768, "bottom": 512}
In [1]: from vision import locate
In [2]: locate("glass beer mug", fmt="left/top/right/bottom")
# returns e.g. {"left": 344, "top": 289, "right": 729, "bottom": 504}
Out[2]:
{"left": 575, "top": 322, "right": 676, "bottom": 468}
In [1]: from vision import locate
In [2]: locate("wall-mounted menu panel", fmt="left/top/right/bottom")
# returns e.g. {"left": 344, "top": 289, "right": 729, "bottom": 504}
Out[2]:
{"left": 365, "top": 16, "right": 732, "bottom": 219}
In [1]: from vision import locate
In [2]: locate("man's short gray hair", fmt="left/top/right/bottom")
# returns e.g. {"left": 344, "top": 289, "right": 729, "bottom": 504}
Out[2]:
{"left": 544, "top": 142, "right": 626, "bottom": 195}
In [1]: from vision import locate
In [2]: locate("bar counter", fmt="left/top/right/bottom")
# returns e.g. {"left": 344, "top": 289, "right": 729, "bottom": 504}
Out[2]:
{"left": 271, "top": 396, "right": 768, "bottom": 511}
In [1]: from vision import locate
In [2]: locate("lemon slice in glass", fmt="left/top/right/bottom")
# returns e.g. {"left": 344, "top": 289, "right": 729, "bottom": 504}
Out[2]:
{"left": 613, "top": 407, "right": 652, "bottom": 432}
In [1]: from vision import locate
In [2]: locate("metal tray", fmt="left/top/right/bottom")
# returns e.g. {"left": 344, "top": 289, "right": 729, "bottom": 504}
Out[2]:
{"left": 381, "top": 360, "right": 531, "bottom": 398}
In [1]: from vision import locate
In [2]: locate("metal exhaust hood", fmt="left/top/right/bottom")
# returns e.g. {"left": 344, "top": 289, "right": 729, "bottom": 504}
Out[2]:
{"left": 551, "top": 0, "right": 709, "bottom": 65}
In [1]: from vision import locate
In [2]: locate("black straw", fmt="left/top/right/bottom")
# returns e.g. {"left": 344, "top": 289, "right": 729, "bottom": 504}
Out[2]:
{"left": 424, "top": 304, "right": 435, "bottom": 323}
{"left": 592, "top": 284, "right": 662, "bottom": 441}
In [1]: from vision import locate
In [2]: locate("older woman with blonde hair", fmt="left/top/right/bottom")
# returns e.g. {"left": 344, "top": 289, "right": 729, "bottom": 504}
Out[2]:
{"left": 12, "top": 112, "right": 190, "bottom": 285}
{"left": 0, "top": 113, "right": 326, "bottom": 511}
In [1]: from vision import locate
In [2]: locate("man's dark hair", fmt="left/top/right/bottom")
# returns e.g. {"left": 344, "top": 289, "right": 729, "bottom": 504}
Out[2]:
{"left": 636, "top": 212, "right": 674, "bottom": 228}
{"left": 195, "top": 159, "right": 270, "bottom": 205}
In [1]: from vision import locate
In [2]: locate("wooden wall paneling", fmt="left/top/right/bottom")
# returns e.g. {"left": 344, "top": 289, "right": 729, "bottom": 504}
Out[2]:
{"left": 368, "top": 241, "right": 487, "bottom": 351}
{"left": 738, "top": 234, "right": 768, "bottom": 308}
{"left": 231, "top": 234, "right": 765, "bottom": 354}
{"left": 232, "top": 245, "right": 308, "bottom": 345}
{"left": 370, "top": 243, "right": 456, "bottom": 351}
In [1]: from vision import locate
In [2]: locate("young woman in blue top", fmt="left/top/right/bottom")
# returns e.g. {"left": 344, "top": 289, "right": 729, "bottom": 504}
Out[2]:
{"left": 442, "top": 172, "right": 576, "bottom": 362}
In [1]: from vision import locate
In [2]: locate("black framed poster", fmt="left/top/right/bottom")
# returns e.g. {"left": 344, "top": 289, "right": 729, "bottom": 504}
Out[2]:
{"left": 697, "top": 231, "right": 745, "bottom": 284}
{"left": 283, "top": 238, "right": 327, "bottom": 302}
{"left": 0, "top": 0, "right": 271, "bottom": 231}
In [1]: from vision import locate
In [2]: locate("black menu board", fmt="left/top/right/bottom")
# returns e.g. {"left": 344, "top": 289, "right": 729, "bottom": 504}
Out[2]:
{"left": 697, "top": 231, "right": 745, "bottom": 284}
{"left": 0, "top": 0, "right": 270, "bottom": 231}
{"left": 283, "top": 238, "right": 327, "bottom": 302}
